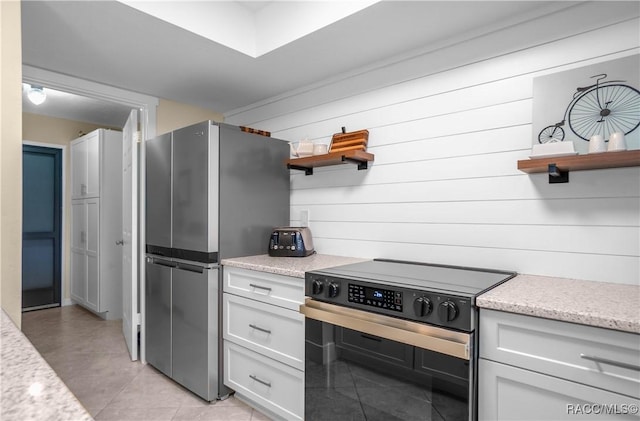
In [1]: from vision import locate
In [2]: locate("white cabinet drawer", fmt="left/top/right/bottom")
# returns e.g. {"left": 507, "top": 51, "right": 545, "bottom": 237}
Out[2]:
{"left": 223, "top": 293, "right": 304, "bottom": 370}
{"left": 479, "top": 359, "right": 640, "bottom": 421}
{"left": 223, "top": 267, "right": 304, "bottom": 311}
{"left": 480, "top": 309, "right": 640, "bottom": 398}
{"left": 224, "top": 341, "right": 304, "bottom": 421}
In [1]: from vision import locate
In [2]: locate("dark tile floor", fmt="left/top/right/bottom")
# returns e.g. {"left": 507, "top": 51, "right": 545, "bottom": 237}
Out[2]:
{"left": 22, "top": 305, "right": 270, "bottom": 421}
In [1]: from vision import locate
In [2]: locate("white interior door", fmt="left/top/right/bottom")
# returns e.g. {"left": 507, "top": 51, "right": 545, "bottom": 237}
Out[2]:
{"left": 122, "top": 109, "right": 139, "bottom": 361}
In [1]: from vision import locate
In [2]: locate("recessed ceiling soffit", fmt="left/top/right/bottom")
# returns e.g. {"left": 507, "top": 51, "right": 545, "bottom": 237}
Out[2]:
{"left": 118, "top": 0, "right": 379, "bottom": 58}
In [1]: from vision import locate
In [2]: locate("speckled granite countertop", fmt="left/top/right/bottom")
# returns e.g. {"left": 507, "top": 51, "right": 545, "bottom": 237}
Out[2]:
{"left": 222, "top": 256, "right": 639, "bottom": 334}
{"left": 477, "top": 274, "right": 640, "bottom": 334}
{"left": 0, "top": 310, "right": 92, "bottom": 421}
{"left": 221, "top": 253, "right": 369, "bottom": 278}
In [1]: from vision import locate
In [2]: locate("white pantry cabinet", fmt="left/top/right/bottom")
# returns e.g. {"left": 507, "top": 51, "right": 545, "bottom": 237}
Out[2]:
{"left": 479, "top": 309, "right": 640, "bottom": 420}
{"left": 222, "top": 266, "right": 305, "bottom": 421}
{"left": 70, "top": 129, "right": 123, "bottom": 320}
{"left": 71, "top": 130, "right": 101, "bottom": 199}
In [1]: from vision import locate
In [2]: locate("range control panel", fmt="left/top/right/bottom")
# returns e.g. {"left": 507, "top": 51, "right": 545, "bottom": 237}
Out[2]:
{"left": 305, "top": 274, "right": 474, "bottom": 332}
{"left": 348, "top": 283, "right": 403, "bottom": 312}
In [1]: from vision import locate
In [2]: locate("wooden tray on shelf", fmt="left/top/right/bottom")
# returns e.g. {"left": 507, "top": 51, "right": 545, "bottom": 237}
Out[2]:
{"left": 331, "top": 129, "right": 369, "bottom": 153}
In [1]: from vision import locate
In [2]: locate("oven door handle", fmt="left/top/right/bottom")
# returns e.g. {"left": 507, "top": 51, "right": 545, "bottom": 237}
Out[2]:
{"left": 300, "top": 298, "right": 471, "bottom": 360}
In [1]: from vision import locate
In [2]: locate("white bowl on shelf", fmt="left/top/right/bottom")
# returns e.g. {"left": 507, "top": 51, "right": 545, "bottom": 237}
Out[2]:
{"left": 290, "top": 141, "right": 314, "bottom": 158}
{"left": 529, "top": 141, "right": 577, "bottom": 159}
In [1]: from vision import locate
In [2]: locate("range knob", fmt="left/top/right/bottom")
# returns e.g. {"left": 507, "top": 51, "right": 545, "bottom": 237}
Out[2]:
{"left": 413, "top": 296, "right": 432, "bottom": 317}
{"left": 328, "top": 282, "right": 340, "bottom": 298}
{"left": 311, "top": 280, "right": 324, "bottom": 295}
{"left": 438, "top": 300, "right": 459, "bottom": 322}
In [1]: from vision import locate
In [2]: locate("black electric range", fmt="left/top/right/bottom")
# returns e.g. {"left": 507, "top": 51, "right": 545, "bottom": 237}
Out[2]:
{"left": 305, "top": 258, "right": 516, "bottom": 332}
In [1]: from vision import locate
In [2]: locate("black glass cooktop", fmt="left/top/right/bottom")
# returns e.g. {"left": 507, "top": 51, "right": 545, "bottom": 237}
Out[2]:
{"left": 310, "top": 258, "right": 516, "bottom": 298}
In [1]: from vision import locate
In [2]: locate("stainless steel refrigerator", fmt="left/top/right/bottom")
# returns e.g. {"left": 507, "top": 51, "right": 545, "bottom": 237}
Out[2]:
{"left": 145, "top": 121, "right": 290, "bottom": 401}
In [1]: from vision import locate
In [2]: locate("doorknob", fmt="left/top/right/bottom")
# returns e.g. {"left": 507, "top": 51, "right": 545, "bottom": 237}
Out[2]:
{"left": 115, "top": 240, "right": 124, "bottom": 245}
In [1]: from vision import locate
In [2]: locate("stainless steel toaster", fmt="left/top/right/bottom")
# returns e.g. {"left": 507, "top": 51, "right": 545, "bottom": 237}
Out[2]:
{"left": 268, "top": 227, "right": 315, "bottom": 257}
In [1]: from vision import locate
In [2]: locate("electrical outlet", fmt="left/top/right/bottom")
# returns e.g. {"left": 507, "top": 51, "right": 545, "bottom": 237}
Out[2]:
{"left": 300, "top": 210, "right": 310, "bottom": 227}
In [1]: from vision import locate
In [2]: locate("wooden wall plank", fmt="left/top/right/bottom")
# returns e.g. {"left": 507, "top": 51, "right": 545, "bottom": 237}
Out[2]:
{"left": 309, "top": 221, "right": 638, "bottom": 257}
{"left": 309, "top": 238, "right": 639, "bottom": 285}
{"left": 290, "top": 168, "right": 640, "bottom": 202}
{"left": 290, "top": 198, "right": 640, "bottom": 227}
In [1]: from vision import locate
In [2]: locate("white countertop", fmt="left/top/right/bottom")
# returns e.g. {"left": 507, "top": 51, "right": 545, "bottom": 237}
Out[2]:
{"left": 476, "top": 274, "right": 640, "bottom": 334}
{"left": 221, "top": 253, "right": 370, "bottom": 279}
{"left": 0, "top": 310, "right": 92, "bottom": 421}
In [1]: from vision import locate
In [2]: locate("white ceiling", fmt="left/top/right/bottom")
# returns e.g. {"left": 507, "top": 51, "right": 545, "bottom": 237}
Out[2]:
{"left": 21, "top": 0, "right": 566, "bottom": 127}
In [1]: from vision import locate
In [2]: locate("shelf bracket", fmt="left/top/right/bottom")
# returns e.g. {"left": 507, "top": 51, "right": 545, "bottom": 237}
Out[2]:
{"left": 342, "top": 156, "right": 369, "bottom": 170}
{"left": 548, "top": 163, "right": 568, "bottom": 184}
{"left": 287, "top": 163, "right": 313, "bottom": 176}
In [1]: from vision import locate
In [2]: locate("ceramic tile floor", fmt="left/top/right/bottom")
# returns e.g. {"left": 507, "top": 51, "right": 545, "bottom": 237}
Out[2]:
{"left": 22, "top": 305, "right": 271, "bottom": 421}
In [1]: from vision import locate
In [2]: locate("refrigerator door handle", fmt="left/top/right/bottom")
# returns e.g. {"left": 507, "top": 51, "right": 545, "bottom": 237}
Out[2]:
{"left": 176, "top": 262, "right": 205, "bottom": 274}
{"left": 150, "top": 258, "right": 177, "bottom": 268}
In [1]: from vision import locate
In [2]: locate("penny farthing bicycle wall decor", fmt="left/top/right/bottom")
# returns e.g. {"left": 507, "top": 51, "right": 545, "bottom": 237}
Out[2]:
{"left": 538, "top": 74, "right": 640, "bottom": 143}
{"left": 532, "top": 55, "right": 640, "bottom": 154}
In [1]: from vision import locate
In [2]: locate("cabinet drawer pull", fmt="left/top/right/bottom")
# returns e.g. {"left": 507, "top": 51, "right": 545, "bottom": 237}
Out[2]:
{"left": 249, "top": 283, "right": 272, "bottom": 292}
{"left": 249, "top": 374, "right": 271, "bottom": 387}
{"left": 249, "top": 324, "right": 272, "bottom": 334}
{"left": 580, "top": 354, "right": 640, "bottom": 371}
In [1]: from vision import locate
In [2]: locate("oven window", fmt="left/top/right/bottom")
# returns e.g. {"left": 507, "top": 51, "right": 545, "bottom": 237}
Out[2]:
{"left": 305, "top": 320, "right": 469, "bottom": 421}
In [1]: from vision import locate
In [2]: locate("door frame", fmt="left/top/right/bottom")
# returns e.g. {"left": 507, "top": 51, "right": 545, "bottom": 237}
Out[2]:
{"left": 21, "top": 141, "right": 65, "bottom": 308}
{"left": 23, "top": 65, "right": 158, "bottom": 363}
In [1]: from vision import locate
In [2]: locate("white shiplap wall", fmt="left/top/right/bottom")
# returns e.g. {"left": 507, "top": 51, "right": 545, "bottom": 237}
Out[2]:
{"left": 227, "top": 4, "right": 640, "bottom": 285}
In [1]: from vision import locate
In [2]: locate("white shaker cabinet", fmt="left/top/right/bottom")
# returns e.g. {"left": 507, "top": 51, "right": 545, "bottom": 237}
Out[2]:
{"left": 479, "top": 309, "right": 640, "bottom": 420}
{"left": 70, "top": 199, "right": 100, "bottom": 311}
{"left": 70, "top": 129, "right": 123, "bottom": 320}
{"left": 70, "top": 201, "right": 88, "bottom": 305}
{"left": 222, "top": 266, "right": 305, "bottom": 421}
{"left": 71, "top": 130, "right": 101, "bottom": 199}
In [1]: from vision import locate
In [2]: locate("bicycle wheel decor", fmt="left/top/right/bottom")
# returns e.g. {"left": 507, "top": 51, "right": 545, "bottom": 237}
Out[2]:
{"left": 568, "top": 84, "right": 640, "bottom": 141}
{"left": 538, "top": 125, "right": 565, "bottom": 143}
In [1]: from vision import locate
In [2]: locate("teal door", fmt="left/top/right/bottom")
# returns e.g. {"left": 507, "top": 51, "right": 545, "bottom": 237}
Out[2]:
{"left": 22, "top": 145, "right": 62, "bottom": 310}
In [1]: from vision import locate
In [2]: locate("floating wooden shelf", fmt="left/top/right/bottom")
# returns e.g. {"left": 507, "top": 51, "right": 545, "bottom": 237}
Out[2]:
{"left": 517, "top": 150, "right": 640, "bottom": 183}
{"left": 518, "top": 149, "right": 640, "bottom": 173}
{"left": 286, "top": 150, "right": 374, "bottom": 175}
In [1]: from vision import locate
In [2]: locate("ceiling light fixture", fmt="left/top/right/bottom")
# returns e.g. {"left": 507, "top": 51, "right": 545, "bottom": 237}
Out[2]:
{"left": 27, "top": 85, "right": 47, "bottom": 105}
